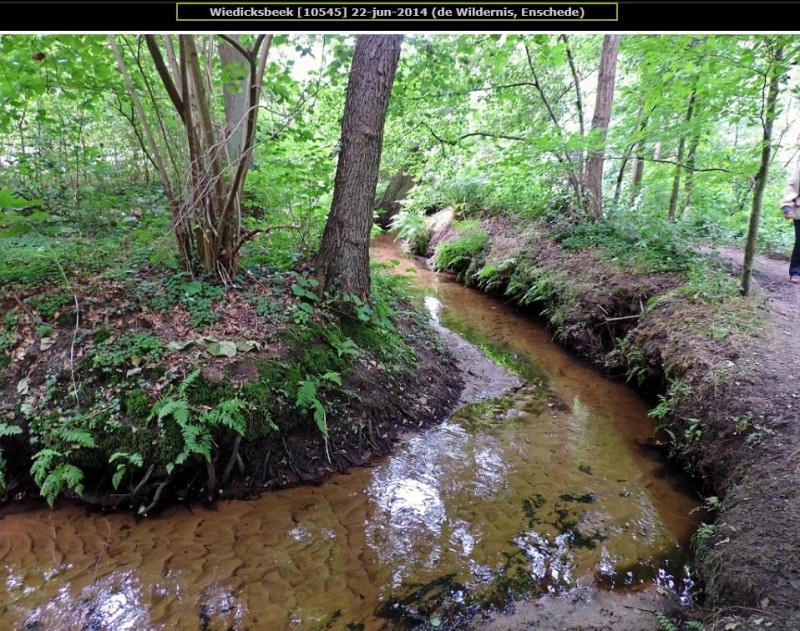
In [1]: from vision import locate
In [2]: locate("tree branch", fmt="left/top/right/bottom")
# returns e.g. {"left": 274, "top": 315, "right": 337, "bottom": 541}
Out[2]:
{"left": 217, "top": 34, "right": 253, "bottom": 63}
{"left": 231, "top": 223, "right": 300, "bottom": 258}
{"left": 560, "top": 34, "right": 585, "bottom": 137}
{"left": 144, "top": 35, "right": 184, "bottom": 119}
{"left": 606, "top": 155, "right": 730, "bottom": 173}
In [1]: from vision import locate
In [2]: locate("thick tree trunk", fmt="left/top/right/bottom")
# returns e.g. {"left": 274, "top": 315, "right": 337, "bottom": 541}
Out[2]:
{"left": 218, "top": 35, "right": 249, "bottom": 167}
{"left": 742, "top": 41, "right": 783, "bottom": 296}
{"left": 583, "top": 35, "right": 621, "bottom": 220}
{"left": 375, "top": 165, "right": 415, "bottom": 229}
{"left": 315, "top": 35, "right": 403, "bottom": 298}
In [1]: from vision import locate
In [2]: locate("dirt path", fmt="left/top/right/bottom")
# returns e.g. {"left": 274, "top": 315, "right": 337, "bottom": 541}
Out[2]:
{"left": 696, "top": 247, "right": 800, "bottom": 629}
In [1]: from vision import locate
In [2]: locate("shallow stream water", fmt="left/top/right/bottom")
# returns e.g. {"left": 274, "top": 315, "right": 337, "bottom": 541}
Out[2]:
{"left": 0, "top": 238, "right": 702, "bottom": 630}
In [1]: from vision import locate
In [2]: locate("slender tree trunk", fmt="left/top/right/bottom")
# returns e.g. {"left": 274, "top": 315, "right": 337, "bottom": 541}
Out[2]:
{"left": 742, "top": 41, "right": 783, "bottom": 296}
{"left": 615, "top": 105, "right": 649, "bottom": 205}
{"left": 583, "top": 35, "right": 621, "bottom": 219}
{"left": 668, "top": 86, "right": 697, "bottom": 221}
{"left": 315, "top": 35, "right": 403, "bottom": 298}
{"left": 628, "top": 152, "right": 645, "bottom": 206}
{"left": 681, "top": 131, "right": 701, "bottom": 215}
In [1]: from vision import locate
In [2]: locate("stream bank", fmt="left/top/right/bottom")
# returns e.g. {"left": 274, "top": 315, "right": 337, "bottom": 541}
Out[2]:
{"left": 418, "top": 210, "right": 800, "bottom": 629}
{"left": 1, "top": 235, "right": 704, "bottom": 630}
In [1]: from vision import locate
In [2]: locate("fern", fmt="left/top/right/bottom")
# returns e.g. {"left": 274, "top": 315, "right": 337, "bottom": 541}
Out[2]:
{"left": 296, "top": 377, "right": 328, "bottom": 436}
{"left": 178, "top": 368, "right": 201, "bottom": 398}
{"left": 31, "top": 448, "right": 60, "bottom": 486}
{"left": 0, "top": 422, "right": 22, "bottom": 491}
{"left": 60, "top": 427, "right": 96, "bottom": 449}
{"left": 321, "top": 371, "right": 342, "bottom": 386}
{"left": 204, "top": 398, "right": 247, "bottom": 435}
{"left": 156, "top": 398, "right": 190, "bottom": 426}
{"left": 109, "top": 452, "right": 144, "bottom": 490}
{"left": 32, "top": 456, "right": 86, "bottom": 507}
{"left": 0, "top": 422, "right": 23, "bottom": 438}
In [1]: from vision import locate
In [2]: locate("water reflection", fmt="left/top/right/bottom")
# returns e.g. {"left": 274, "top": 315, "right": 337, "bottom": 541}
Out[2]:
{"left": 0, "top": 237, "right": 703, "bottom": 630}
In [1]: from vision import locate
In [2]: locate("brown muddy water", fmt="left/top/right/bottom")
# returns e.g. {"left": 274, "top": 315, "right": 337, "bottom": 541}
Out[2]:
{"left": 0, "top": 238, "right": 702, "bottom": 630}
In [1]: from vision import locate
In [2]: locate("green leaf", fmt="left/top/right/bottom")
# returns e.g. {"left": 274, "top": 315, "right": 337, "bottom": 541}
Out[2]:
{"left": 167, "top": 338, "right": 196, "bottom": 351}
{"left": 234, "top": 340, "right": 260, "bottom": 352}
{"left": 0, "top": 422, "right": 22, "bottom": 437}
{"left": 322, "top": 371, "right": 342, "bottom": 386}
{"left": 0, "top": 187, "right": 41, "bottom": 209}
{"left": 207, "top": 340, "right": 237, "bottom": 357}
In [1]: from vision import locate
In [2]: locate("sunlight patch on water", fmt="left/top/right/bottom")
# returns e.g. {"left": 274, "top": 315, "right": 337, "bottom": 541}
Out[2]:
{"left": 424, "top": 295, "right": 443, "bottom": 323}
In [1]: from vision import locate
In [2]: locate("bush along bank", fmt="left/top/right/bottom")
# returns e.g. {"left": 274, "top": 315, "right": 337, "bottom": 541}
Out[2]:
{"left": 0, "top": 267, "right": 462, "bottom": 516}
{"left": 414, "top": 209, "right": 800, "bottom": 629}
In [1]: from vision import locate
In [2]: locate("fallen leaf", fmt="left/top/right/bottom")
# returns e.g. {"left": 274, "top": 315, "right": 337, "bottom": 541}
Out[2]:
{"left": 235, "top": 340, "right": 261, "bottom": 352}
{"left": 761, "top": 598, "right": 770, "bottom": 609}
{"left": 17, "top": 378, "right": 29, "bottom": 395}
{"left": 167, "top": 339, "right": 196, "bottom": 351}
{"left": 207, "top": 340, "right": 237, "bottom": 357}
{"left": 40, "top": 337, "right": 56, "bottom": 351}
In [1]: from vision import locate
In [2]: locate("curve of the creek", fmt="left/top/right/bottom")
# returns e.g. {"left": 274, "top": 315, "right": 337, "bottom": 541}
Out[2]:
{"left": 0, "top": 237, "right": 702, "bottom": 630}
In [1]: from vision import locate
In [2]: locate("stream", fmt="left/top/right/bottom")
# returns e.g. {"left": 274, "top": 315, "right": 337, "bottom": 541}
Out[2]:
{"left": 0, "top": 237, "right": 702, "bottom": 630}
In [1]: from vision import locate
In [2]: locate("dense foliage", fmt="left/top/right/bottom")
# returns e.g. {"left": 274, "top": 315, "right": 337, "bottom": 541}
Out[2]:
{"left": 2, "top": 34, "right": 800, "bottom": 508}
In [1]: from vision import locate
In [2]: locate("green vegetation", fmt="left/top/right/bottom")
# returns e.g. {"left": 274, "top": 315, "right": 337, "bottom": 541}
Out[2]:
{"left": 0, "top": 33, "right": 795, "bottom": 532}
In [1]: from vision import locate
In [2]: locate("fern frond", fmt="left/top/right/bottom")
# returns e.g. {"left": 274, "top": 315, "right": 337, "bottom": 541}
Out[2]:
{"left": 296, "top": 378, "right": 319, "bottom": 409}
{"left": 62, "top": 464, "right": 85, "bottom": 496}
{"left": 31, "top": 449, "right": 60, "bottom": 486}
{"left": 178, "top": 368, "right": 202, "bottom": 398}
{"left": 0, "top": 422, "right": 22, "bottom": 438}
{"left": 112, "top": 465, "right": 126, "bottom": 490}
{"left": 157, "top": 398, "right": 190, "bottom": 426}
{"left": 313, "top": 400, "right": 328, "bottom": 436}
{"left": 62, "top": 427, "right": 97, "bottom": 449}
{"left": 40, "top": 465, "right": 66, "bottom": 507}
{"left": 205, "top": 398, "right": 247, "bottom": 435}
{"left": 321, "top": 371, "right": 342, "bottom": 386}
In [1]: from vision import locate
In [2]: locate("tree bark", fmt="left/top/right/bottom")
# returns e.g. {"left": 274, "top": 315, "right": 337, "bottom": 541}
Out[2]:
{"left": 583, "top": 35, "right": 621, "bottom": 220}
{"left": 628, "top": 151, "right": 646, "bottom": 206}
{"left": 614, "top": 104, "right": 647, "bottom": 204}
{"left": 668, "top": 86, "right": 697, "bottom": 222}
{"left": 218, "top": 34, "right": 249, "bottom": 167}
{"left": 681, "top": 131, "right": 701, "bottom": 215}
{"left": 315, "top": 35, "right": 403, "bottom": 298}
{"left": 742, "top": 40, "right": 783, "bottom": 296}
{"left": 375, "top": 164, "right": 415, "bottom": 229}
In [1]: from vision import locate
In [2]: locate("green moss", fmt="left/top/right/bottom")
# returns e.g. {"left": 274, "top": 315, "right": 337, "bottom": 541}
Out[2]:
{"left": 124, "top": 389, "right": 151, "bottom": 422}
{"left": 185, "top": 377, "right": 235, "bottom": 408}
{"left": 93, "top": 327, "right": 112, "bottom": 344}
{"left": 434, "top": 221, "right": 490, "bottom": 281}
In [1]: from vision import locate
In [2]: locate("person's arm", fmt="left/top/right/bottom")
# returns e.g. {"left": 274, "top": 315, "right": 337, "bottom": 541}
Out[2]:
{"left": 780, "top": 163, "right": 800, "bottom": 218}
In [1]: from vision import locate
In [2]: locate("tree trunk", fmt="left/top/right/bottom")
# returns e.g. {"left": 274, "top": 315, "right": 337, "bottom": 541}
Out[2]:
{"left": 583, "top": 35, "right": 621, "bottom": 220}
{"left": 614, "top": 107, "right": 648, "bottom": 204}
{"left": 375, "top": 165, "right": 415, "bottom": 229}
{"left": 742, "top": 41, "right": 783, "bottom": 296}
{"left": 315, "top": 35, "right": 403, "bottom": 298}
{"left": 668, "top": 86, "right": 697, "bottom": 222}
{"left": 681, "top": 131, "right": 701, "bottom": 215}
{"left": 218, "top": 35, "right": 249, "bottom": 167}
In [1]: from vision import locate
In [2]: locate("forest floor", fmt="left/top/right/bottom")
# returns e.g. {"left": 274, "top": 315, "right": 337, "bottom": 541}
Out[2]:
{"left": 421, "top": 212, "right": 800, "bottom": 630}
